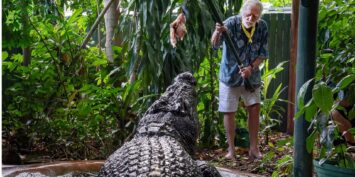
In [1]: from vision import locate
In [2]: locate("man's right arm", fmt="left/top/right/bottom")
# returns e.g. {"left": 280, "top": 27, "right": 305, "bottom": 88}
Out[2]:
{"left": 211, "top": 23, "right": 227, "bottom": 48}
{"left": 211, "top": 30, "right": 221, "bottom": 48}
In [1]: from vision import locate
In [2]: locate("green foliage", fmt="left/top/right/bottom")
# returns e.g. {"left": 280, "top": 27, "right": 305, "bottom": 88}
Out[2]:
{"left": 2, "top": 0, "right": 248, "bottom": 160}
{"left": 118, "top": 0, "right": 216, "bottom": 93}
{"left": 260, "top": 59, "right": 288, "bottom": 144}
{"left": 222, "top": 0, "right": 243, "bottom": 17}
{"left": 316, "top": 0, "right": 355, "bottom": 82}
{"left": 196, "top": 50, "right": 224, "bottom": 147}
{"left": 245, "top": 135, "right": 294, "bottom": 176}
{"left": 294, "top": 0, "right": 355, "bottom": 169}
{"left": 296, "top": 75, "right": 355, "bottom": 169}
{"left": 2, "top": 0, "right": 32, "bottom": 49}
{"left": 3, "top": 39, "right": 142, "bottom": 159}
{"left": 265, "top": 136, "right": 294, "bottom": 176}
{"left": 271, "top": 155, "right": 293, "bottom": 177}
{"left": 312, "top": 82, "right": 333, "bottom": 114}
{"left": 0, "top": 0, "right": 221, "bottom": 159}
{"left": 2, "top": 0, "right": 153, "bottom": 160}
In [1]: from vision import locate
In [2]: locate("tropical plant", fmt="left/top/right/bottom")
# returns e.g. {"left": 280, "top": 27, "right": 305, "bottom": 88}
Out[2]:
{"left": 118, "top": 0, "right": 216, "bottom": 93}
{"left": 2, "top": 0, "right": 303, "bottom": 163}
{"left": 271, "top": 154, "right": 293, "bottom": 177}
{"left": 196, "top": 49, "right": 224, "bottom": 147}
{"left": 2, "top": 0, "right": 151, "bottom": 160}
{"left": 316, "top": 0, "right": 355, "bottom": 82}
{"left": 2, "top": 43, "right": 153, "bottom": 159}
{"left": 252, "top": 134, "right": 294, "bottom": 176}
{"left": 271, "top": 136, "right": 294, "bottom": 177}
{"left": 296, "top": 75, "right": 355, "bottom": 169}
{"left": 293, "top": 0, "right": 355, "bottom": 171}
{"left": 260, "top": 59, "right": 288, "bottom": 144}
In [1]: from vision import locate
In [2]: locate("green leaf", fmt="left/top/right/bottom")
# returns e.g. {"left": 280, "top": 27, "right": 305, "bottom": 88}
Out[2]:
{"left": 107, "top": 67, "right": 121, "bottom": 77}
{"left": 277, "top": 147, "right": 285, "bottom": 152}
{"left": 297, "top": 78, "right": 314, "bottom": 109}
{"left": 112, "top": 46, "right": 123, "bottom": 54}
{"left": 2, "top": 51, "right": 9, "bottom": 60}
{"left": 93, "top": 58, "right": 107, "bottom": 66}
{"left": 348, "top": 128, "right": 355, "bottom": 135}
{"left": 335, "top": 74, "right": 355, "bottom": 91}
{"left": 306, "top": 131, "right": 317, "bottom": 154}
{"left": 294, "top": 106, "right": 305, "bottom": 119}
{"left": 67, "top": 8, "right": 83, "bottom": 25}
{"left": 271, "top": 172, "right": 279, "bottom": 177}
{"left": 11, "top": 54, "right": 24, "bottom": 63}
{"left": 349, "top": 107, "right": 355, "bottom": 120}
{"left": 312, "top": 82, "right": 333, "bottom": 114}
{"left": 305, "top": 99, "right": 317, "bottom": 122}
{"left": 67, "top": 84, "right": 75, "bottom": 92}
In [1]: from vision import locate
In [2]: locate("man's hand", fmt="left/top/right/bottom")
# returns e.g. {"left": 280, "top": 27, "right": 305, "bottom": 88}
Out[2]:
{"left": 215, "top": 23, "right": 227, "bottom": 33}
{"left": 170, "top": 13, "right": 187, "bottom": 48}
{"left": 211, "top": 23, "right": 227, "bottom": 47}
{"left": 239, "top": 66, "right": 253, "bottom": 79}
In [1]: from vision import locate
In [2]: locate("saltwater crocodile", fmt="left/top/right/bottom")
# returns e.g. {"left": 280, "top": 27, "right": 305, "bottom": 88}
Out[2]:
{"left": 99, "top": 72, "right": 221, "bottom": 177}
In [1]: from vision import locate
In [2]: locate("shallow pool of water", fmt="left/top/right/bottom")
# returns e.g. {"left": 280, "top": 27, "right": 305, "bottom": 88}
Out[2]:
{"left": 2, "top": 161, "right": 261, "bottom": 177}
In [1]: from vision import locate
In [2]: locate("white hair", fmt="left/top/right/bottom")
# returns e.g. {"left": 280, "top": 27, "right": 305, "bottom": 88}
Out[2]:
{"left": 240, "top": 0, "right": 264, "bottom": 19}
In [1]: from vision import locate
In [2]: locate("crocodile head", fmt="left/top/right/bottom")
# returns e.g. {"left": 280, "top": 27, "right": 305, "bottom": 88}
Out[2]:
{"left": 136, "top": 72, "right": 199, "bottom": 155}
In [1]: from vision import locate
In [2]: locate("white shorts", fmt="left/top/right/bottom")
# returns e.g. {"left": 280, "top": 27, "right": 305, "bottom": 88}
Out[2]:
{"left": 218, "top": 82, "right": 261, "bottom": 113}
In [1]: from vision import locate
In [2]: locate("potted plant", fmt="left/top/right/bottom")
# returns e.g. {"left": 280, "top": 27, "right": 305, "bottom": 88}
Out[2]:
{"left": 296, "top": 74, "right": 355, "bottom": 177}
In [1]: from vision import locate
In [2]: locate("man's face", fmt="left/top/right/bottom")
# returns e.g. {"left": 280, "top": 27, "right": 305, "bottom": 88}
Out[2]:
{"left": 242, "top": 5, "right": 261, "bottom": 28}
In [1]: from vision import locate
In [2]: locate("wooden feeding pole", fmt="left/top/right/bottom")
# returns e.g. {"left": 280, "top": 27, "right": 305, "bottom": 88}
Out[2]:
{"left": 287, "top": 0, "right": 300, "bottom": 135}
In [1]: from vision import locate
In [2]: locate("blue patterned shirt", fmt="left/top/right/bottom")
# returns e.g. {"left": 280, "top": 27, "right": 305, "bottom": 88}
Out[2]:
{"left": 217, "top": 15, "right": 268, "bottom": 87}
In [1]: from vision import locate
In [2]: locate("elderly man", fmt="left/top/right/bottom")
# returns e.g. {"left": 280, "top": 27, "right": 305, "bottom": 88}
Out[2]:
{"left": 211, "top": 0, "right": 268, "bottom": 160}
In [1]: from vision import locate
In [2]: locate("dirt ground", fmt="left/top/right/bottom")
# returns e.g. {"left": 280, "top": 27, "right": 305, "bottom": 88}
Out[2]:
{"left": 196, "top": 132, "right": 294, "bottom": 176}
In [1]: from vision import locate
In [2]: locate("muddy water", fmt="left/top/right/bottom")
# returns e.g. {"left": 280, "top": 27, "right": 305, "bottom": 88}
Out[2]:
{"left": 2, "top": 161, "right": 104, "bottom": 177}
{"left": 2, "top": 161, "right": 261, "bottom": 177}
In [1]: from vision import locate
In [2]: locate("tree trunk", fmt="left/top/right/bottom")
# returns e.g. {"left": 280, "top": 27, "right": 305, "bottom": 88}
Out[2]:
{"left": 96, "top": 0, "right": 102, "bottom": 52}
{"left": 22, "top": 48, "right": 31, "bottom": 66}
{"left": 129, "top": 10, "right": 141, "bottom": 83}
{"left": 287, "top": 0, "right": 300, "bottom": 135}
{"left": 80, "top": 0, "right": 117, "bottom": 50}
{"left": 22, "top": 0, "right": 31, "bottom": 66}
{"left": 104, "top": 0, "right": 120, "bottom": 63}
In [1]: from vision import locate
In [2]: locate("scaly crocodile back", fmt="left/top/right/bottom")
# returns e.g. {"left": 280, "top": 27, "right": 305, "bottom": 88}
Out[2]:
{"left": 99, "top": 72, "right": 204, "bottom": 177}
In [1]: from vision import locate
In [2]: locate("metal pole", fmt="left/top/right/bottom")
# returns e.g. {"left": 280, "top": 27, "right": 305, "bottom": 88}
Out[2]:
{"left": 293, "top": 0, "right": 319, "bottom": 176}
